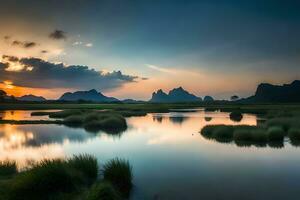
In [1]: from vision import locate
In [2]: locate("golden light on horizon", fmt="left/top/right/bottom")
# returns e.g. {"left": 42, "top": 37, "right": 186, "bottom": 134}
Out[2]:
{"left": 3, "top": 80, "right": 14, "bottom": 89}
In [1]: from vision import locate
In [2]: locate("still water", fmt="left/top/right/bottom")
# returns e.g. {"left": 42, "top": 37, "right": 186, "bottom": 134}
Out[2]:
{"left": 0, "top": 109, "right": 300, "bottom": 200}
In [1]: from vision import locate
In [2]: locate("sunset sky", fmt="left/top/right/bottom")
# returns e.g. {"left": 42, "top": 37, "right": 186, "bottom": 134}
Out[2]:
{"left": 0, "top": 0, "right": 299, "bottom": 100}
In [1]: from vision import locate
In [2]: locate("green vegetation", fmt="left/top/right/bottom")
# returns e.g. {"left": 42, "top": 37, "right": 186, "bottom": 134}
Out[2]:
{"left": 229, "top": 111, "right": 243, "bottom": 122}
{"left": 86, "top": 182, "right": 121, "bottom": 200}
{"left": 200, "top": 104, "right": 300, "bottom": 148}
{"left": 1, "top": 110, "right": 128, "bottom": 134}
{"left": 103, "top": 158, "right": 133, "bottom": 198}
{"left": 0, "top": 155, "right": 133, "bottom": 200}
{"left": 201, "top": 123, "right": 296, "bottom": 148}
{"left": 67, "top": 155, "right": 99, "bottom": 184}
{"left": 0, "top": 161, "right": 17, "bottom": 177}
{"left": 63, "top": 111, "right": 128, "bottom": 134}
{"left": 0, "top": 120, "right": 62, "bottom": 125}
{"left": 267, "top": 126, "right": 285, "bottom": 141}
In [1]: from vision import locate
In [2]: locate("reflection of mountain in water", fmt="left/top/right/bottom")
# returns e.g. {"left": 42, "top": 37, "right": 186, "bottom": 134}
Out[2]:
{"left": 169, "top": 116, "right": 189, "bottom": 125}
{"left": 152, "top": 115, "right": 164, "bottom": 123}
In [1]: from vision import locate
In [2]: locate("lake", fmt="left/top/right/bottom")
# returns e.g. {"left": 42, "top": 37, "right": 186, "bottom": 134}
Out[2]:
{"left": 1, "top": 109, "right": 300, "bottom": 200}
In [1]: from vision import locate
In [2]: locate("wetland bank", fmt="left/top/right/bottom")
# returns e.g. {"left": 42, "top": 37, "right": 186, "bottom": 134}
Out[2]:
{"left": 1, "top": 103, "right": 300, "bottom": 199}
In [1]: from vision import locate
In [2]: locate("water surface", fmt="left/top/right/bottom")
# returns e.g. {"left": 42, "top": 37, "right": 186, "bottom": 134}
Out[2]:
{"left": 0, "top": 109, "right": 300, "bottom": 200}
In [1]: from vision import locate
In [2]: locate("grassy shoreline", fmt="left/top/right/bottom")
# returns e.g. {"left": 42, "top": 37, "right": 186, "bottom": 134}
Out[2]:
{"left": 0, "top": 155, "right": 133, "bottom": 200}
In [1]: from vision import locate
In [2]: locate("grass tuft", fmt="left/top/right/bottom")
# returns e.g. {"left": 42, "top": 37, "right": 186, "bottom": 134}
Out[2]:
{"left": 267, "top": 126, "right": 285, "bottom": 141}
{"left": 103, "top": 158, "right": 133, "bottom": 198}
{"left": 0, "top": 160, "right": 17, "bottom": 177}
{"left": 86, "top": 182, "right": 121, "bottom": 200}
{"left": 67, "top": 154, "right": 99, "bottom": 185}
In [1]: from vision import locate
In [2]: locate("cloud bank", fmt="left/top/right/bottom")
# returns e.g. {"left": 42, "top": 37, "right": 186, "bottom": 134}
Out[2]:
{"left": 0, "top": 56, "right": 139, "bottom": 91}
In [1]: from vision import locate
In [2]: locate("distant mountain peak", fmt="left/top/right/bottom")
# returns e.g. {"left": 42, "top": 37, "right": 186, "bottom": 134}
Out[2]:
{"left": 17, "top": 94, "right": 46, "bottom": 102}
{"left": 59, "top": 89, "right": 119, "bottom": 102}
{"left": 88, "top": 89, "right": 98, "bottom": 93}
{"left": 243, "top": 80, "right": 300, "bottom": 103}
{"left": 150, "top": 87, "right": 201, "bottom": 102}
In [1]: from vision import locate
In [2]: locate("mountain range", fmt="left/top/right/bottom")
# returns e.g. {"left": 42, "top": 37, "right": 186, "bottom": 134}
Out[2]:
{"left": 58, "top": 89, "right": 119, "bottom": 102}
{"left": 17, "top": 95, "right": 46, "bottom": 102}
{"left": 2, "top": 80, "right": 300, "bottom": 103}
{"left": 242, "top": 80, "right": 300, "bottom": 103}
{"left": 150, "top": 87, "right": 202, "bottom": 102}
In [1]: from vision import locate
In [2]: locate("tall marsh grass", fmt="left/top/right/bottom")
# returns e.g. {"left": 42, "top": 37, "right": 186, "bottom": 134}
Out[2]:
{"left": 103, "top": 158, "right": 133, "bottom": 197}
{"left": 0, "top": 160, "right": 17, "bottom": 177}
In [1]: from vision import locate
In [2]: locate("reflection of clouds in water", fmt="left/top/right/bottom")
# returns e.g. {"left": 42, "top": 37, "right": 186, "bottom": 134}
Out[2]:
{"left": 0, "top": 110, "right": 260, "bottom": 168}
{"left": 0, "top": 125, "right": 66, "bottom": 168}
{"left": 0, "top": 125, "right": 93, "bottom": 148}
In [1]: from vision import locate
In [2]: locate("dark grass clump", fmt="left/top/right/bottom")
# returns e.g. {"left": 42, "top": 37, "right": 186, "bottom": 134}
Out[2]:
{"left": 288, "top": 128, "right": 300, "bottom": 140}
{"left": 49, "top": 109, "right": 88, "bottom": 119}
{"left": 288, "top": 128, "right": 300, "bottom": 146}
{"left": 200, "top": 124, "right": 287, "bottom": 148}
{"left": 265, "top": 117, "right": 300, "bottom": 132}
{"left": 67, "top": 154, "right": 99, "bottom": 185}
{"left": 211, "top": 125, "right": 234, "bottom": 139}
{"left": 64, "top": 115, "right": 84, "bottom": 126}
{"left": 8, "top": 159, "right": 79, "bottom": 200}
{"left": 200, "top": 125, "right": 217, "bottom": 139}
{"left": 200, "top": 125, "right": 235, "bottom": 143}
{"left": 229, "top": 111, "right": 243, "bottom": 122}
{"left": 233, "top": 129, "right": 252, "bottom": 141}
{"left": 0, "top": 161, "right": 17, "bottom": 177}
{"left": 86, "top": 182, "right": 121, "bottom": 200}
{"left": 0, "top": 155, "right": 134, "bottom": 200}
{"left": 30, "top": 111, "right": 55, "bottom": 116}
{"left": 62, "top": 111, "right": 127, "bottom": 134}
{"left": 103, "top": 158, "right": 133, "bottom": 198}
{"left": 83, "top": 113, "right": 127, "bottom": 134}
{"left": 267, "top": 126, "right": 285, "bottom": 141}
{"left": 268, "top": 141, "right": 284, "bottom": 149}
{"left": 7, "top": 155, "right": 100, "bottom": 200}
{"left": 251, "top": 129, "right": 268, "bottom": 143}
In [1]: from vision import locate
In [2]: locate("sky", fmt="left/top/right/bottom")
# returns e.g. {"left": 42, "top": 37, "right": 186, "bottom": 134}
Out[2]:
{"left": 0, "top": 0, "right": 299, "bottom": 100}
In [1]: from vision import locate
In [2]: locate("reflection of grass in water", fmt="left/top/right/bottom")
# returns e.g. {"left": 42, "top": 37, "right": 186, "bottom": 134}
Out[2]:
{"left": 204, "top": 116, "right": 212, "bottom": 122}
{"left": 1, "top": 155, "right": 133, "bottom": 200}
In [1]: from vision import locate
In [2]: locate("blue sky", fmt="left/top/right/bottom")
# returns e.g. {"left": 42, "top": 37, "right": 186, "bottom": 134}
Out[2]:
{"left": 0, "top": 0, "right": 299, "bottom": 99}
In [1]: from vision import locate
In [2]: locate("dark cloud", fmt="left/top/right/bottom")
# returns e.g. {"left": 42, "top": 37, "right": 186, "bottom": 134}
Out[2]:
{"left": 23, "top": 42, "right": 36, "bottom": 48}
{"left": 3, "top": 36, "right": 10, "bottom": 40}
{"left": 11, "top": 40, "right": 37, "bottom": 48}
{"left": 12, "top": 40, "right": 22, "bottom": 46}
{"left": 0, "top": 56, "right": 139, "bottom": 90}
{"left": 49, "top": 30, "right": 66, "bottom": 40}
{"left": 0, "top": 62, "right": 8, "bottom": 68}
{"left": 2, "top": 55, "right": 19, "bottom": 62}
{"left": 41, "top": 50, "right": 48, "bottom": 54}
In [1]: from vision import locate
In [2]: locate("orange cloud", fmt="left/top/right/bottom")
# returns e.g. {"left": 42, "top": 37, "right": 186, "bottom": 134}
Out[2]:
{"left": 0, "top": 81, "right": 69, "bottom": 99}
